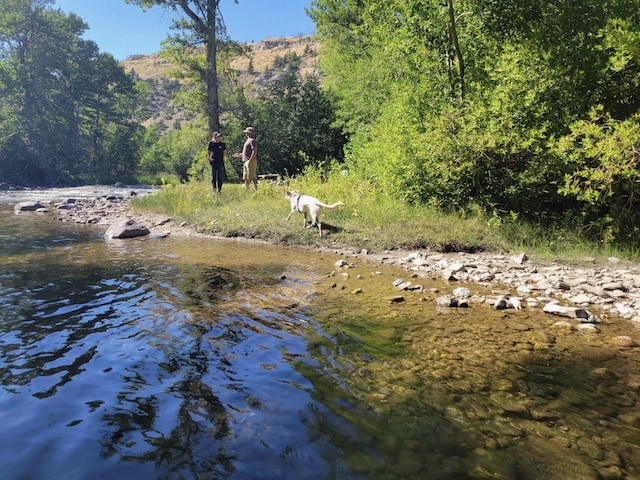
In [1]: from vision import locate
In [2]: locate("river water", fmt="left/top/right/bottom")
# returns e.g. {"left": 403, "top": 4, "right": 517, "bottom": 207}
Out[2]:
{"left": 1, "top": 188, "right": 639, "bottom": 479}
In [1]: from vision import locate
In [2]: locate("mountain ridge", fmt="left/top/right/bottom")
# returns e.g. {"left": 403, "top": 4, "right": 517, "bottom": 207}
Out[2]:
{"left": 121, "top": 35, "right": 320, "bottom": 129}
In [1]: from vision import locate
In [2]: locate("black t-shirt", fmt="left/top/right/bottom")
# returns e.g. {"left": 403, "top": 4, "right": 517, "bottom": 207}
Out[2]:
{"left": 208, "top": 141, "right": 226, "bottom": 165}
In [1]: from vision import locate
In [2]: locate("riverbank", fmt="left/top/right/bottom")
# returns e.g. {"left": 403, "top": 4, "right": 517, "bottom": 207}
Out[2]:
{"left": 12, "top": 186, "right": 639, "bottom": 339}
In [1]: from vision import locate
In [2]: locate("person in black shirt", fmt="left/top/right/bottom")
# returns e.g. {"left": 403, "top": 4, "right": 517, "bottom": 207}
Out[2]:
{"left": 207, "top": 132, "right": 227, "bottom": 193}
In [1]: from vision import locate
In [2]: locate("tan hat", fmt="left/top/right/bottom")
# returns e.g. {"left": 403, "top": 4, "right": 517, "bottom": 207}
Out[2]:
{"left": 243, "top": 126, "right": 254, "bottom": 134}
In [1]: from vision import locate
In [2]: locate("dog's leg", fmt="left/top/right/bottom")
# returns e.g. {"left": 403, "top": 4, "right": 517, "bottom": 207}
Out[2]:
{"left": 306, "top": 212, "right": 317, "bottom": 229}
{"left": 286, "top": 208, "right": 295, "bottom": 221}
{"left": 308, "top": 212, "right": 322, "bottom": 236}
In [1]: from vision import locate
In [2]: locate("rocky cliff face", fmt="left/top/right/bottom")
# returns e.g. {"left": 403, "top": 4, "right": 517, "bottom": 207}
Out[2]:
{"left": 122, "top": 35, "right": 320, "bottom": 129}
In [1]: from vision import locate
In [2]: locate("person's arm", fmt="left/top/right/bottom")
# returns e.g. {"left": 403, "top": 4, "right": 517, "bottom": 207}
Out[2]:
{"left": 248, "top": 140, "right": 257, "bottom": 162}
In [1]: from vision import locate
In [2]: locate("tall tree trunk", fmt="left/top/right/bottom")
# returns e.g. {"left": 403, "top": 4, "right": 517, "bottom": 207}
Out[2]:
{"left": 205, "top": 0, "right": 220, "bottom": 133}
{"left": 446, "top": 0, "right": 465, "bottom": 100}
{"left": 170, "top": 0, "right": 222, "bottom": 134}
{"left": 129, "top": 0, "right": 226, "bottom": 134}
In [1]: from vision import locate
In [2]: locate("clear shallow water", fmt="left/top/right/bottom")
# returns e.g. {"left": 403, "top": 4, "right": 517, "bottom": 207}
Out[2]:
{"left": 1, "top": 190, "right": 640, "bottom": 479}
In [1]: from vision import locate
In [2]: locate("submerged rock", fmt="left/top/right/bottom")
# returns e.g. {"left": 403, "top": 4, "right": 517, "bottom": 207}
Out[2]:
{"left": 543, "top": 302, "right": 601, "bottom": 323}
{"left": 452, "top": 287, "right": 471, "bottom": 298}
{"left": 436, "top": 295, "right": 468, "bottom": 308}
{"left": 14, "top": 201, "right": 45, "bottom": 213}
{"left": 105, "top": 218, "right": 150, "bottom": 239}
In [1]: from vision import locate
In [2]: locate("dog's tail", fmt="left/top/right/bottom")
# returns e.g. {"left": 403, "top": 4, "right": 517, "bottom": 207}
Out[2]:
{"left": 321, "top": 201, "right": 345, "bottom": 210}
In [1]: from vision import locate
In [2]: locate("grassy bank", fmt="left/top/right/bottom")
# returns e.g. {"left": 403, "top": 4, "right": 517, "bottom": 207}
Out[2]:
{"left": 131, "top": 174, "right": 633, "bottom": 265}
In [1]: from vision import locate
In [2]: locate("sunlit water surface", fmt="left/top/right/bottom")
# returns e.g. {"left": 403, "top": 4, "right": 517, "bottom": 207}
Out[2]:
{"left": 1, "top": 189, "right": 639, "bottom": 480}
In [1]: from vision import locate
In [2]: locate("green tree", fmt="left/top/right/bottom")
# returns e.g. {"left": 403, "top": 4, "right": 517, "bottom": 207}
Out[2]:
{"left": 0, "top": 0, "right": 147, "bottom": 185}
{"left": 310, "top": 0, "right": 640, "bottom": 246}
{"left": 141, "top": 122, "right": 206, "bottom": 181}
{"left": 309, "top": 0, "right": 389, "bottom": 136}
{"left": 555, "top": 110, "right": 640, "bottom": 244}
{"left": 245, "top": 72, "right": 345, "bottom": 176}
{"left": 309, "top": 0, "right": 486, "bottom": 200}
{"left": 126, "top": 0, "right": 240, "bottom": 135}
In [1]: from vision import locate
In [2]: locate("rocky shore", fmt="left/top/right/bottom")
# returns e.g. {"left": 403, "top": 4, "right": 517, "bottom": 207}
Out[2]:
{"left": 13, "top": 188, "right": 640, "bottom": 344}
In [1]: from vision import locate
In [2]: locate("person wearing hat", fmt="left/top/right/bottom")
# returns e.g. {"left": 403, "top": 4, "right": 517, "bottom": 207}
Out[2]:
{"left": 207, "top": 132, "right": 227, "bottom": 193}
{"left": 233, "top": 126, "right": 258, "bottom": 190}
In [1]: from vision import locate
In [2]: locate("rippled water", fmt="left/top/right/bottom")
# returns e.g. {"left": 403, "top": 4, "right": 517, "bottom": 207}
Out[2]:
{"left": 1, "top": 189, "right": 640, "bottom": 479}
{"left": 1, "top": 197, "right": 342, "bottom": 479}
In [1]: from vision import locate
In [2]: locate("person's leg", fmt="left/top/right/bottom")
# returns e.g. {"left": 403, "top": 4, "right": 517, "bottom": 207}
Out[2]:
{"left": 249, "top": 160, "right": 258, "bottom": 189}
{"left": 213, "top": 165, "right": 222, "bottom": 192}
{"left": 217, "top": 166, "right": 223, "bottom": 192}
{"left": 243, "top": 163, "right": 250, "bottom": 189}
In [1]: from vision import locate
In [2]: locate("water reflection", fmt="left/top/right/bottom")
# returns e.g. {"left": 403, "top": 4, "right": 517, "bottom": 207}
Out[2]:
{"left": 0, "top": 206, "right": 351, "bottom": 479}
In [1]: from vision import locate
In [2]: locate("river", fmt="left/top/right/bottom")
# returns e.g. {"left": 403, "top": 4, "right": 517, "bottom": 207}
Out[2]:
{"left": 0, "top": 187, "right": 639, "bottom": 479}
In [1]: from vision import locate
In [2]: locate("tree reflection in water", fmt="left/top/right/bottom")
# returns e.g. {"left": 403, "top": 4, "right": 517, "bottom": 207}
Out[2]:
{"left": 97, "top": 264, "right": 325, "bottom": 478}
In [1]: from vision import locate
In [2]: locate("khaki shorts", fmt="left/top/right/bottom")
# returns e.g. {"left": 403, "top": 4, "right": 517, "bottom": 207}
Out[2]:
{"left": 243, "top": 159, "right": 257, "bottom": 181}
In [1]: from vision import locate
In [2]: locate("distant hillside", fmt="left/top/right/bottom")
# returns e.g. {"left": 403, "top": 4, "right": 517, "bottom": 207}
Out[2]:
{"left": 122, "top": 35, "right": 320, "bottom": 129}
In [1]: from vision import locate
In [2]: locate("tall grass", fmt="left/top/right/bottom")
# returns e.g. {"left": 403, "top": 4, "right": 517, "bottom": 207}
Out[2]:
{"left": 131, "top": 171, "right": 640, "bottom": 265}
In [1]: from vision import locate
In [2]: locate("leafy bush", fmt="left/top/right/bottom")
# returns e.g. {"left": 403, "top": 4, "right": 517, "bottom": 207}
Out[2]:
{"left": 555, "top": 111, "right": 640, "bottom": 244}
{"left": 139, "top": 122, "right": 207, "bottom": 182}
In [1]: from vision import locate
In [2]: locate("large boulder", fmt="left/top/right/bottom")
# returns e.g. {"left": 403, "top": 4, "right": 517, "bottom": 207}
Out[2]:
{"left": 105, "top": 218, "right": 150, "bottom": 239}
{"left": 14, "top": 201, "right": 45, "bottom": 213}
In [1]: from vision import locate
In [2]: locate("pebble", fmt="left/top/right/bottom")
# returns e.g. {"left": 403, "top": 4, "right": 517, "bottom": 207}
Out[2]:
{"left": 452, "top": 287, "right": 471, "bottom": 298}
{"left": 383, "top": 251, "right": 639, "bottom": 342}
{"left": 388, "top": 296, "right": 405, "bottom": 304}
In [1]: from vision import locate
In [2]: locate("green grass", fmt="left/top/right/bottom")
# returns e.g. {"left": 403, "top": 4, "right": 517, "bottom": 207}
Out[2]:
{"left": 131, "top": 176, "right": 640, "bottom": 266}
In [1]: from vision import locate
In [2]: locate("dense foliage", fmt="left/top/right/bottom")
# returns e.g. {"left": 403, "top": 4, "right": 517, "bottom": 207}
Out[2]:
{"left": 0, "top": 0, "right": 148, "bottom": 185}
{"left": 234, "top": 69, "right": 346, "bottom": 176}
{"left": 309, "top": 0, "right": 640, "bottom": 245}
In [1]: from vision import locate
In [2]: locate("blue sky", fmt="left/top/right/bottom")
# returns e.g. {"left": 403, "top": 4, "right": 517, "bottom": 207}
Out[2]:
{"left": 53, "top": 0, "right": 315, "bottom": 60}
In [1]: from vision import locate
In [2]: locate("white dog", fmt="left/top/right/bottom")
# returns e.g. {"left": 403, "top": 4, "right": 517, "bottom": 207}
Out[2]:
{"left": 286, "top": 190, "right": 345, "bottom": 236}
